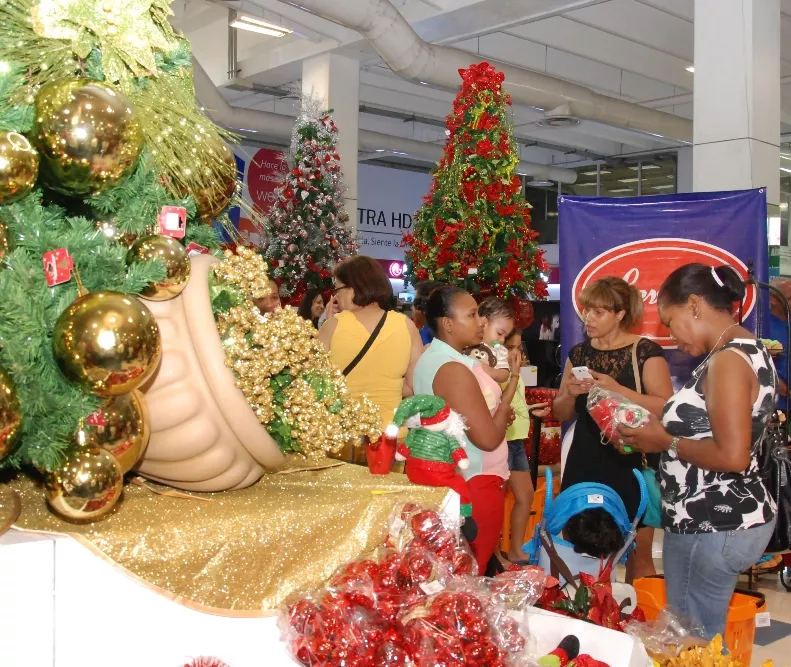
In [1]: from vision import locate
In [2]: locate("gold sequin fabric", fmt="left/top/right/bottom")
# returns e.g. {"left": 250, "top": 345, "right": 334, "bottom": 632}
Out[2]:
{"left": 9, "top": 461, "right": 444, "bottom": 613}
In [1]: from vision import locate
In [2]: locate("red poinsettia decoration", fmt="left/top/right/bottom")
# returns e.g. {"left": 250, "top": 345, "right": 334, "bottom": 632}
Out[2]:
{"left": 539, "top": 562, "right": 646, "bottom": 633}
{"left": 404, "top": 62, "right": 547, "bottom": 301}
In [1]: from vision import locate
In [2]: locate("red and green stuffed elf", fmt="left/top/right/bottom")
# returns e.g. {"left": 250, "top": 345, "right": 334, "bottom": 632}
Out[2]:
{"left": 385, "top": 395, "right": 473, "bottom": 519}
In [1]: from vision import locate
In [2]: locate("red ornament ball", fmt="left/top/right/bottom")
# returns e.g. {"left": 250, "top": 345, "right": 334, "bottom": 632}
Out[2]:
{"left": 410, "top": 510, "right": 443, "bottom": 542}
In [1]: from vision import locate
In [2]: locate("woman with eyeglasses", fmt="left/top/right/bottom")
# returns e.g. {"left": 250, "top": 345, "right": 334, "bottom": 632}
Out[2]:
{"left": 319, "top": 256, "right": 424, "bottom": 465}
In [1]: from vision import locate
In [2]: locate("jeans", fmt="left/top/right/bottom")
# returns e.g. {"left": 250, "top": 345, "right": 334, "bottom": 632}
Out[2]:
{"left": 663, "top": 518, "right": 776, "bottom": 640}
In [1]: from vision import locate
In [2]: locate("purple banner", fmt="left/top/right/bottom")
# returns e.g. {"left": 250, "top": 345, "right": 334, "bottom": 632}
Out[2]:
{"left": 558, "top": 189, "right": 768, "bottom": 388}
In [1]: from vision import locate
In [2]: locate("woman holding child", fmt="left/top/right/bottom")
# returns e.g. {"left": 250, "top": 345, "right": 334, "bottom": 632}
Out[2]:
{"left": 413, "top": 287, "right": 521, "bottom": 574}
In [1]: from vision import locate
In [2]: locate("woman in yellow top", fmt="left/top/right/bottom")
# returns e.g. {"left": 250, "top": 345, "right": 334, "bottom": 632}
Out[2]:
{"left": 319, "top": 256, "right": 424, "bottom": 445}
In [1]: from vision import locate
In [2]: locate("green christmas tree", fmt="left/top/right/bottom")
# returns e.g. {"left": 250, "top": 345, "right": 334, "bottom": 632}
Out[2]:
{"left": 0, "top": 0, "right": 238, "bottom": 478}
{"left": 404, "top": 62, "right": 548, "bottom": 299}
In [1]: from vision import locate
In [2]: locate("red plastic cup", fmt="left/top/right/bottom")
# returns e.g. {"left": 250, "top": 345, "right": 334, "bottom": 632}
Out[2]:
{"left": 366, "top": 435, "right": 396, "bottom": 475}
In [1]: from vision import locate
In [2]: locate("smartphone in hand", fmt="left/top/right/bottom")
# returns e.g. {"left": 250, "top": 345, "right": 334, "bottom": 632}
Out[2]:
{"left": 571, "top": 366, "right": 594, "bottom": 381}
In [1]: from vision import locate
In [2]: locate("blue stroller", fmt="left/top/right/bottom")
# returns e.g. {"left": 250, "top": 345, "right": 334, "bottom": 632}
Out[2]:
{"left": 523, "top": 467, "right": 648, "bottom": 588}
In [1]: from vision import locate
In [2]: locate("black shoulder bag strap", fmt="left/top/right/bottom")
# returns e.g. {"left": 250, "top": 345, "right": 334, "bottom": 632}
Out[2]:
{"left": 342, "top": 312, "right": 388, "bottom": 377}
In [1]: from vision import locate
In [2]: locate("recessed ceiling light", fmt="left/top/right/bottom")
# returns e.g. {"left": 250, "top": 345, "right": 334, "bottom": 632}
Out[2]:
{"left": 582, "top": 169, "right": 610, "bottom": 176}
{"left": 780, "top": 202, "right": 789, "bottom": 211}
{"left": 629, "top": 164, "right": 660, "bottom": 170}
{"left": 608, "top": 188, "right": 634, "bottom": 193}
{"left": 618, "top": 178, "right": 639, "bottom": 183}
{"left": 653, "top": 184, "right": 675, "bottom": 190}
{"left": 231, "top": 15, "right": 292, "bottom": 37}
{"left": 375, "top": 149, "right": 386, "bottom": 152}
{"left": 575, "top": 182, "right": 597, "bottom": 186}
{"left": 686, "top": 65, "right": 695, "bottom": 73}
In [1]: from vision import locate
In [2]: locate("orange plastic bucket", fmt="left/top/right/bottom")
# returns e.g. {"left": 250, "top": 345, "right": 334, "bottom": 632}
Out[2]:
{"left": 501, "top": 475, "right": 560, "bottom": 555}
{"left": 634, "top": 576, "right": 765, "bottom": 666}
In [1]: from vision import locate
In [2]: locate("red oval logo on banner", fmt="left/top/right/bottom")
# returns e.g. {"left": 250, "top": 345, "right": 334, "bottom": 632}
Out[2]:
{"left": 572, "top": 238, "right": 756, "bottom": 348}
{"left": 247, "top": 148, "right": 288, "bottom": 214}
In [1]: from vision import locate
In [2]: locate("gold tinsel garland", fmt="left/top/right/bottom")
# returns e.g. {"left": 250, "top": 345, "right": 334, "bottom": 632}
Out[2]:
{"left": 212, "top": 247, "right": 273, "bottom": 300}
{"left": 212, "top": 249, "right": 381, "bottom": 457}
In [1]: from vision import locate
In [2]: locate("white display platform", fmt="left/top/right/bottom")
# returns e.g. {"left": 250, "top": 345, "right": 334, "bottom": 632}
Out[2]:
{"left": 0, "top": 526, "right": 650, "bottom": 667}
{"left": 0, "top": 528, "right": 289, "bottom": 667}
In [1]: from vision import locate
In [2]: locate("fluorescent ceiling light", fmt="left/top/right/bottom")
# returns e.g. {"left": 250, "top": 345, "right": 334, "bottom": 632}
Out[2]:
{"left": 686, "top": 65, "right": 695, "bottom": 73}
{"left": 575, "top": 182, "right": 597, "bottom": 186}
{"left": 582, "top": 169, "right": 610, "bottom": 176}
{"left": 231, "top": 15, "right": 292, "bottom": 37}
{"left": 392, "top": 151, "right": 409, "bottom": 156}
{"left": 618, "top": 178, "right": 639, "bottom": 183}
{"left": 238, "top": 128, "right": 258, "bottom": 133}
{"left": 629, "top": 164, "right": 660, "bottom": 170}
{"left": 608, "top": 188, "right": 633, "bottom": 193}
{"left": 652, "top": 184, "right": 675, "bottom": 190}
{"left": 375, "top": 149, "right": 386, "bottom": 152}
{"left": 780, "top": 202, "right": 789, "bottom": 211}
{"left": 782, "top": 153, "right": 791, "bottom": 161}
{"left": 781, "top": 167, "right": 791, "bottom": 174}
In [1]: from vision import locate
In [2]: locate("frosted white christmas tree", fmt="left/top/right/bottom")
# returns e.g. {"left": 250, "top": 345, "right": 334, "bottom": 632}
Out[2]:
{"left": 263, "top": 101, "right": 357, "bottom": 302}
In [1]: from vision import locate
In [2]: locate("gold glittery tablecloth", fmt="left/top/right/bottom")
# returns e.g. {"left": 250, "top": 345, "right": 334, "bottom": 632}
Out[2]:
{"left": 8, "top": 461, "right": 445, "bottom": 616}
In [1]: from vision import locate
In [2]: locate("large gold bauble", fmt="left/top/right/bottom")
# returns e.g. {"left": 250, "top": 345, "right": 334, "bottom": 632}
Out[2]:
{"left": 0, "top": 131, "right": 38, "bottom": 205}
{"left": 75, "top": 391, "right": 149, "bottom": 474}
{"left": 126, "top": 235, "right": 191, "bottom": 301}
{"left": 52, "top": 291, "right": 162, "bottom": 396}
{"left": 32, "top": 78, "right": 143, "bottom": 196}
{"left": 45, "top": 447, "right": 122, "bottom": 522}
{"left": 0, "top": 364, "right": 22, "bottom": 462}
{"left": 186, "top": 139, "right": 236, "bottom": 221}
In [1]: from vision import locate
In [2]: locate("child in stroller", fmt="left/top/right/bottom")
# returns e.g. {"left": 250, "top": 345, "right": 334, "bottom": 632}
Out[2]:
{"left": 523, "top": 467, "right": 648, "bottom": 595}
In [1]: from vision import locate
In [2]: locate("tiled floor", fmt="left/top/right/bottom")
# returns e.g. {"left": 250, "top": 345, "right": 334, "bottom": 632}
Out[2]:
{"left": 747, "top": 573, "right": 791, "bottom": 666}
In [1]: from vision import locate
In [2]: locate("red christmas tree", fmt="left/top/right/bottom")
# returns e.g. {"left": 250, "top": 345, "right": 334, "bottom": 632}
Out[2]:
{"left": 404, "top": 62, "right": 548, "bottom": 300}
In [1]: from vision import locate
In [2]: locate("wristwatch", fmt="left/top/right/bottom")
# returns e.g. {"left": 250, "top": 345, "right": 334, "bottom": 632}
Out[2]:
{"left": 668, "top": 436, "right": 680, "bottom": 459}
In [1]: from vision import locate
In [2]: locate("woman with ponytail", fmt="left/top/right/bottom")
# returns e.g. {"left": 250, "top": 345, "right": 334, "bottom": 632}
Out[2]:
{"left": 618, "top": 264, "right": 777, "bottom": 641}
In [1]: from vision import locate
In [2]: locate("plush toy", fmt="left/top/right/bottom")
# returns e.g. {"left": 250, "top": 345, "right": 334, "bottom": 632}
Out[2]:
{"left": 385, "top": 395, "right": 473, "bottom": 519}
{"left": 538, "top": 635, "right": 580, "bottom": 667}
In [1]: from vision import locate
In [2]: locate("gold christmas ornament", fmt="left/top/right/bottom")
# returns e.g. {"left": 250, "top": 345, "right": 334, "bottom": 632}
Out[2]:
{"left": 32, "top": 78, "right": 143, "bottom": 196}
{"left": 52, "top": 291, "right": 162, "bottom": 396}
{"left": 126, "top": 235, "right": 191, "bottom": 301}
{"left": 45, "top": 447, "right": 123, "bottom": 522}
{"left": 0, "top": 131, "right": 39, "bottom": 205}
{"left": 75, "top": 391, "right": 149, "bottom": 474}
{"left": 0, "top": 364, "right": 22, "bottom": 462}
{"left": 0, "top": 221, "right": 9, "bottom": 259}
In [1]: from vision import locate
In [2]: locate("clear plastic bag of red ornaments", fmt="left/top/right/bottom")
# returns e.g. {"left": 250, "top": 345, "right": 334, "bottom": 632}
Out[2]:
{"left": 586, "top": 387, "right": 650, "bottom": 443}
{"left": 384, "top": 501, "right": 477, "bottom": 577}
{"left": 487, "top": 567, "right": 553, "bottom": 611}
{"left": 279, "top": 575, "right": 533, "bottom": 667}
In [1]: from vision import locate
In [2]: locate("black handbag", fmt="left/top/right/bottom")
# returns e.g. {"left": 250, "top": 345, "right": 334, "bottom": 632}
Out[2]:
{"left": 760, "top": 415, "right": 791, "bottom": 552}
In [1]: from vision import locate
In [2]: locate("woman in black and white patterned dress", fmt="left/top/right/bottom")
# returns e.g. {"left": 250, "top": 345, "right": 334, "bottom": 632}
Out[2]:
{"left": 617, "top": 263, "right": 777, "bottom": 641}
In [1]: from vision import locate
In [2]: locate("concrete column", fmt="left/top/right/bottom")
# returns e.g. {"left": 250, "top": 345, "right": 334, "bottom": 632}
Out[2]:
{"left": 302, "top": 54, "right": 360, "bottom": 232}
{"left": 693, "top": 0, "right": 780, "bottom": 205}
{"left": 676, "top": 146, "right": 693, "bottom": 194}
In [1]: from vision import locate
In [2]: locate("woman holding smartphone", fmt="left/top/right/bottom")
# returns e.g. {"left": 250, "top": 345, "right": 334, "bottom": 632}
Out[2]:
{"left": 553, "top": 277, "right": 673, "bottom": 580}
